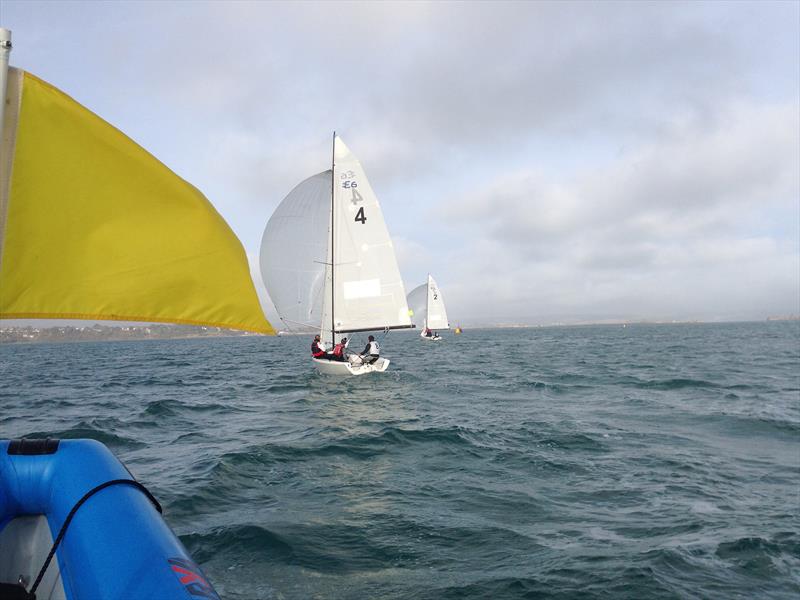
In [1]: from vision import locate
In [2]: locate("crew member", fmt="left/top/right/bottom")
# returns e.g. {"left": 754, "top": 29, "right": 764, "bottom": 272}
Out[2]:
{"left": 311, "top": 334, "right": 327, "bottom": 359}
{"left": 361, "top": 335, "right": 380, "bottom": 364}
{"left": 331, "top": 337, "right": 348, "bottom": 362}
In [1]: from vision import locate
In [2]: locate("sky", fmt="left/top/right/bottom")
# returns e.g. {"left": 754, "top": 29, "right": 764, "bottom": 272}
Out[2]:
{"left": 2, "top": 0, "right": 798, "bottom": 326}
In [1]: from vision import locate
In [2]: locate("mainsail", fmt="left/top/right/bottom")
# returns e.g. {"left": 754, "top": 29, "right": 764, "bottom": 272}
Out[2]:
{"left": 327, "top": 136, "right": 412, "bottom": 338}
{"left": 407, "top": 274, "right": 449, "bottom": 331}
{"left": 0, "top": 68, "right": 273, "bottom": 334}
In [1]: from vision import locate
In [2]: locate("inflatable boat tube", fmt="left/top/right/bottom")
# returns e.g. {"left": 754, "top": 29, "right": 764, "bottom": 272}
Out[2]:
{"left": 0, "top": 438, "right": 219, "bottom": 600}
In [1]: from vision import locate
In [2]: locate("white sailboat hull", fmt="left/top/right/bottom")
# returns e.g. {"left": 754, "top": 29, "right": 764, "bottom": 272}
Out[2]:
{"left": 421, "top": 335, "right": 442, "bottom": 341}
{"left": 312, "top": 356, "right": 390, "bottom": 376}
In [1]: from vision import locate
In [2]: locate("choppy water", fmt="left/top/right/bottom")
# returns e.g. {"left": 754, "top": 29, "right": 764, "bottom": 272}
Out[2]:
{"left": 1, "top": 322, "right": 799, "bottom": 599}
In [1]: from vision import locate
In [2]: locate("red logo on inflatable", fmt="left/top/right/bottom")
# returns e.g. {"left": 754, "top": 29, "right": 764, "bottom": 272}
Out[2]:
{"left": 168, "top": 558, "right": 220, "bottom": 599}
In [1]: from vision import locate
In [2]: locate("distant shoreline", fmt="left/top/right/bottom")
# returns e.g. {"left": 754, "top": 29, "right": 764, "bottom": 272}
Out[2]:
{"left": 1, "top": 317, "right": 797, "bottom": 344}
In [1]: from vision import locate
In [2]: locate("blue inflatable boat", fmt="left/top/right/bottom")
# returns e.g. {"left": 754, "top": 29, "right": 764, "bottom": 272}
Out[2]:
{"left": 0, "top": 439, "right": 219, "bottom": 599}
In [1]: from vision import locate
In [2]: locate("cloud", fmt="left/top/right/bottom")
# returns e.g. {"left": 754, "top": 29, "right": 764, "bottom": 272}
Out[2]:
{"left": 436, "top": 100, "right": 799, "bottom": 322}
{"left": 4, "top": 0, "right": 798, "bottom": 325}
{"left": 392, "top": 236, "right": 431, "bottom": 283}
{"left": 444, "top": 101, "right": 797, "bottom": 233}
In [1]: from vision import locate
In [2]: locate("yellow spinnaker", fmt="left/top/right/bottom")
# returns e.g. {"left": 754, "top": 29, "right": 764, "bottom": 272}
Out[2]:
{"left": 0, "top": 69, "right": 274, "bottom": 334}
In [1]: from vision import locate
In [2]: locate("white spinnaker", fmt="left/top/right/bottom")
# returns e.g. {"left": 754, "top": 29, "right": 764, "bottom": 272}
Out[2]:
{"left": 330, "top": 136, "right": 411, "bottom": 334}
{"left": 425, "top": 274, "right": 449, "bottom": 330}
{"left": 260, "top": 171, "right": 331, "bottom": 332}
{"left": 406, "top": 283, "right": 427, "bottom": 329}
{"left": 320, "top": 173, "right": 334, "bottom": 347}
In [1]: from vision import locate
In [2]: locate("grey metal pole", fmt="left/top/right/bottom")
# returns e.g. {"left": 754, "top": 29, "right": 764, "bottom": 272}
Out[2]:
{"left": 0, "top": 28, "right": 12, "bottom": 137}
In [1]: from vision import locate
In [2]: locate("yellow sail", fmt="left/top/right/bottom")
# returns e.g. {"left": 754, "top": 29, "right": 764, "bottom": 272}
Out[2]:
{"left": 0, "top": 68, "right": 274, "bottom": 334}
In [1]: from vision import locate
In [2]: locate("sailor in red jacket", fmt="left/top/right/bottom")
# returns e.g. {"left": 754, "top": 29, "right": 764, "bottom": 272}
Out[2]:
{"left": 311, "top": 334, "right": 327, "bottom": 358}
{"left": 331, "top": 337, "right": 348, "bottom": 362}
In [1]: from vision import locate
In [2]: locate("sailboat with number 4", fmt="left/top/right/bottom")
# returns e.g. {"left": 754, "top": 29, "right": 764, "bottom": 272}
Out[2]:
{"left": 260, "top": 134, "right": 414, "bottom": 375}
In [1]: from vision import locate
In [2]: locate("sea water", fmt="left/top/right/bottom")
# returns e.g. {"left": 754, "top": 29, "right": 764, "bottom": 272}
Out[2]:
{"left": 1, "top": 322, "right": 798, "bottom": 599}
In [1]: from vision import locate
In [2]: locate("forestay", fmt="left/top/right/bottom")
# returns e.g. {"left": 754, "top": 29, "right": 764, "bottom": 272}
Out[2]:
{"left": 260, "top": 171, "right": 330, "bottom": 331}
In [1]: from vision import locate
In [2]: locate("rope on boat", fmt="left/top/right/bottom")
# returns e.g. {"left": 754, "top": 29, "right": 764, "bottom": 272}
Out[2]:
{"left": 28, "top": 479, "right": 162, "bottom": 598}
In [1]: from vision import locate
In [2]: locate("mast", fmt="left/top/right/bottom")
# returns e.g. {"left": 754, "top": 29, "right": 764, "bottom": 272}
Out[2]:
{"left": 425, "top": 273, "right": 430, "bottom": 331}
{"left": 330, "top": 131, "right": 336, "bottom": 345}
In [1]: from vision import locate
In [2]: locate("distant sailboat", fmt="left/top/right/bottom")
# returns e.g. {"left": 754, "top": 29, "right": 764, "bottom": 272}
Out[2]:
{"left": 407, "top": 274, "right": 449, "bottom": 341}
{"left": 260, "top": 134, "right": 413, "bottom": 375}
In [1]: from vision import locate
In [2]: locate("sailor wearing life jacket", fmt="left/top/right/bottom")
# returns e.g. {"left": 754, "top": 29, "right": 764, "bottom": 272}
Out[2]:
{"left": 331, "top": 337, "right": 348, "bottom": 362}
{"left": 311, "top": 335, "right": 327, "bottom": 358}
{"left": 361, "top": 335, "right": 380, "bottom": 364}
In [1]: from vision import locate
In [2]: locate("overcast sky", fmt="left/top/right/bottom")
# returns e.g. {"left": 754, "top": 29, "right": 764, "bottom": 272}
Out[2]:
{"left": 3, "top": 0, "right": 798, "bottom": 325}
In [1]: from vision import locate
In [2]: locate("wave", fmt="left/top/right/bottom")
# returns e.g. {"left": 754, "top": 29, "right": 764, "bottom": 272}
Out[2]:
{"left": 21, "top": 422, "right": 144, "bottom": 450}
{"left": 697, "top": 413, "right": 800, "bottom": 438}
{"left": 142, "top": 398, "right": 182, "bottom": 417}
{"left": 205, "top": 426, "right": 486, "bottom": 466}
{"left": 637, "top": 377, "right": 718, "bottom": 390}
{"left": 634, "top": 540, "right": 800, "bottom": 598}
{"left": 416, "top": 577, "right": 553, "bottom": 600}
{"left": 181, "top": 523, "right": 395, "bottom": 573}
{"left": 183, "top": 519, "right": 547, "bottom": 576}
{"left": 536, "top": 432, "right": 608, "bottom": 452}
{"left": 181, "top": 524, "right": 295, "bottom": 564}
{"left": 716, "top": 534, "right": 800, "bottom": 562}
